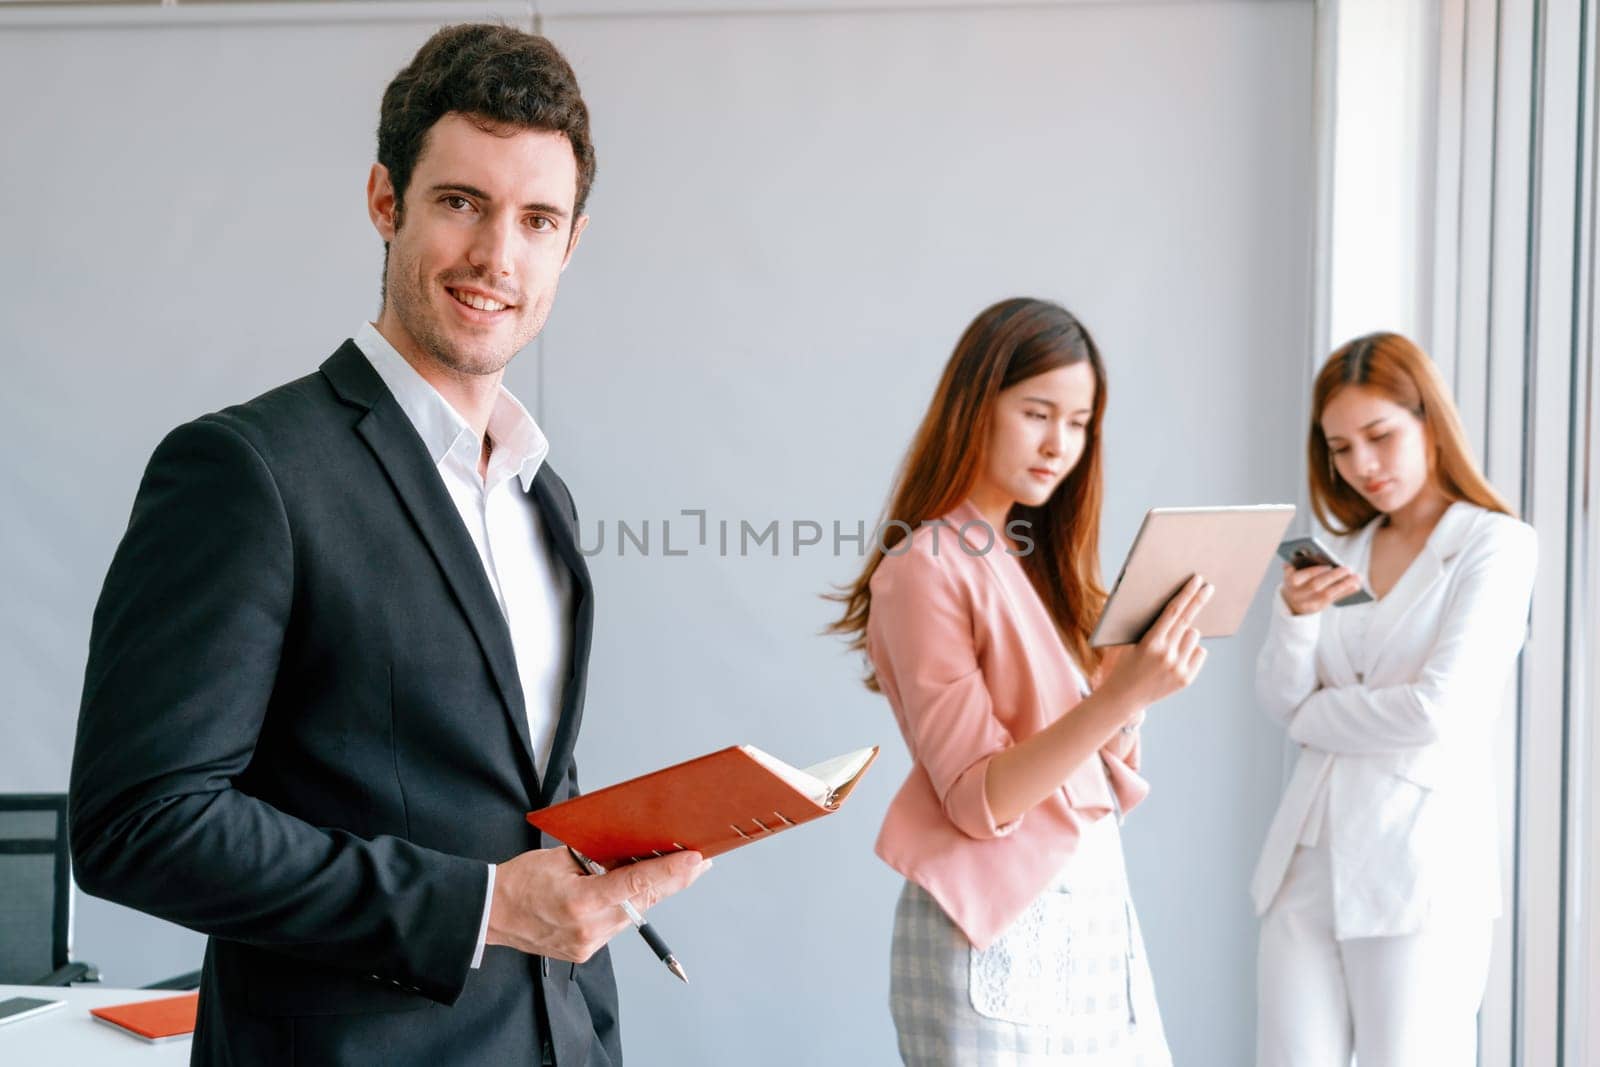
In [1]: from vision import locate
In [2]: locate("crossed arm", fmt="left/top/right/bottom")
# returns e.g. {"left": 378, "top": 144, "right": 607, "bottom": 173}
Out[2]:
{"left": 1257, "top": 523, "right": 1538, "bottom": 754}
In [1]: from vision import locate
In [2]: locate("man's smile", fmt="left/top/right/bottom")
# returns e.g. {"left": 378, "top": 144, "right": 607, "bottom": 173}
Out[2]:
{"left": 446, "top": 285, "right": 516, "bottom": 313}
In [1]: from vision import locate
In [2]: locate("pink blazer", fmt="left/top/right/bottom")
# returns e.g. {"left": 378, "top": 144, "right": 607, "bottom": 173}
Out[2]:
{"left": 866, "top": 501, "right": 1149, "bottom": 950}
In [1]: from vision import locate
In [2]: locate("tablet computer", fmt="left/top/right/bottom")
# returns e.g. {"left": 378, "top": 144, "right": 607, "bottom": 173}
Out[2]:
{"left": 1090, "top": 505, "right": 1296, "bottom": 647}
{"left": 0, "top": 996, "right": 64, "bottom": 1027}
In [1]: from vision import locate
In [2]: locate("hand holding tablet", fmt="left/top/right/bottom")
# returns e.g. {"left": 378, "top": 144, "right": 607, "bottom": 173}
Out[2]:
{"left": 1090, "top": 505, "right": 1297, "bottom": 647}
{"left": 1097, "top": 574, "right": 1216, "bottom": 705}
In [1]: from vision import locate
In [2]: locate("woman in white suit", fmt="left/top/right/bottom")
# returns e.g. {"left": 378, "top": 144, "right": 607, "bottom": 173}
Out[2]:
{"left": 1253, "top": 332, "right": 1537, "bottom": 1067}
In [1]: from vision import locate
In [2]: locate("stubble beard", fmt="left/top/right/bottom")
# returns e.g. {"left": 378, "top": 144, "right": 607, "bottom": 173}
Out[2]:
{"left": 386, "top": 242, "right": 543, "bottom": 380}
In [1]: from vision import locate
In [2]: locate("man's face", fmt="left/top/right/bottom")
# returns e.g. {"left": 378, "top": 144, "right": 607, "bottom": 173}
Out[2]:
{"left": 368, "top": 112, "right": 588, "bottom": 378}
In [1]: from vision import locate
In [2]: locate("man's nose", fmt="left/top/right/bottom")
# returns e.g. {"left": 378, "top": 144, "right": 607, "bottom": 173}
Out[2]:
{"left": 468, "top": 216, "right": 516, "bottom": 278}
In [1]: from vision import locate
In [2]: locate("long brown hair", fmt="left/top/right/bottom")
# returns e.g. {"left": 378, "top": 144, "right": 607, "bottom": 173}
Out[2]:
{"left": 1308, "top": 331, "right": 1513, "bottom": 534}
{"left": 828, "top": 297, "right": 1109, "bottom": 689}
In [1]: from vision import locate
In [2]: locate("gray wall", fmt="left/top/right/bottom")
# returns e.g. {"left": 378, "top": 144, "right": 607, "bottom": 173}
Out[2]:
{"left": 0, "top": 1, "right": 1314, "bottom": 1063}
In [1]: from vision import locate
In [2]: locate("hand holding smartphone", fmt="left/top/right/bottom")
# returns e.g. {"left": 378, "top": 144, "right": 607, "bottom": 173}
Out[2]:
{"left": 1276, "top": 536, "right": 1374, "bottom": 609}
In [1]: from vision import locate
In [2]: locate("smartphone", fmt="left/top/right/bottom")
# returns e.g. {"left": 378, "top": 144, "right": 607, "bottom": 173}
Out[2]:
{"left": 1276, "top": 536, "right": 1375, "bottom": 607}
{"left": 0, "top": 996, "right": 65, "bottom": 1026}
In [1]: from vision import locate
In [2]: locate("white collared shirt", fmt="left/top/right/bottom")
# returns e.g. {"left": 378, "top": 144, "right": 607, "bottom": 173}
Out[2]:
{"left": 354, "top": 322, "right": 573, "bottom": 968}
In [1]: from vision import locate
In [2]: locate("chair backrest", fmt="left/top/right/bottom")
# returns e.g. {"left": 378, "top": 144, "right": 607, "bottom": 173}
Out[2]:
{"left": 0, "top": 794, "right": 71, "bottom": 984}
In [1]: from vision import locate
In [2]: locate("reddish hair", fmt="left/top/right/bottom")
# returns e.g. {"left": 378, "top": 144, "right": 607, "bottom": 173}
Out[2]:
{"left": 828, "top": 297, "right": 1108, "bottom": 689}
{"left": 1308, "top": 332, "right": 1513, "bottom": 534}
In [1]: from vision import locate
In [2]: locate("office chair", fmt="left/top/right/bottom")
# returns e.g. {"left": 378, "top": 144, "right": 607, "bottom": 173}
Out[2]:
{"left": 143, "top": 970, "right": 202, "bottom": 990}
{"left": 0, "top": 793, "right": 98, "bottom": 985}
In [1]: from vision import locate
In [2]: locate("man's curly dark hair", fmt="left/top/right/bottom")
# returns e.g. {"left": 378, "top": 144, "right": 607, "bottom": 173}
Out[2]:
{"left": 377, "top": 23, "right": 596, "bottom": 227}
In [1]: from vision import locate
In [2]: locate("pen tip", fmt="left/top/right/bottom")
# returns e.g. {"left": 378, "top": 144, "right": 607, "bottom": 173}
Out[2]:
{"left": 667, "top": 957, "right": 688, "bottom": 984}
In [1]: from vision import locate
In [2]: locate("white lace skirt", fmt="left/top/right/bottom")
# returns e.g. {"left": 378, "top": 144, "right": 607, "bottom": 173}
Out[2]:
{"left": 888, "top": 812, "right": 1171, "bottom": 1065}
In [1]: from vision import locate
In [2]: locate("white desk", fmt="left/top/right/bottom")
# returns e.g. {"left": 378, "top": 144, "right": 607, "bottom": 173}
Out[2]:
{"left": 0, "top": 984, "right": 192, "bottom": 1065}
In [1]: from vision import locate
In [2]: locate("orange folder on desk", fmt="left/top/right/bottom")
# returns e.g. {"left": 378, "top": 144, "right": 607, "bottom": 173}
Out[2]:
{"left": 89, "top": 992, "right": 198, "bottom": 1042}
{"left": 527, "top": 744, "right": 878, "bottom": 870}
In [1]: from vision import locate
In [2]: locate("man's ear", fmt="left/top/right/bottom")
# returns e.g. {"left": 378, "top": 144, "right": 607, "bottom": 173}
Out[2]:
{"left": 368, "top": 163, "right": 399, "bottom": 242}
{"left": 561, "top": 214, "right": 589, "bottom": 272}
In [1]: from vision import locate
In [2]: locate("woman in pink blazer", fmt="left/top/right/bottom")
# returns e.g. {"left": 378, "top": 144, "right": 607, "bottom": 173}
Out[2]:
{"left": 831, "top": 298, "right": 1212, "bottom": 1065}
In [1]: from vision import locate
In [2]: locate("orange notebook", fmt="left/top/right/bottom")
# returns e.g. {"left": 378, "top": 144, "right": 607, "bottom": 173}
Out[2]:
{"left": 527, "top": 744, "right": 878, "bottom": 870}
{"left": 89, "top": 992, "right": 198, "bottom": 1043}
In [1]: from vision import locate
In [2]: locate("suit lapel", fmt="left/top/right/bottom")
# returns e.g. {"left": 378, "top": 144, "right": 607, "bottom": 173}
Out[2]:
{"left": 320, "top": 343, "right": 541, "bottom": 797}
{"left": 1362, "top": 502, "right": 1478, "bottom": 679}
{"left": 954, "top": 502, "right": 1116, "bottom": 811}
{"left": 531, "top": 466, "right": 594, "bottom": 807}
{"left": 1322, "top": 525, "right": 1373, "bottom": 685}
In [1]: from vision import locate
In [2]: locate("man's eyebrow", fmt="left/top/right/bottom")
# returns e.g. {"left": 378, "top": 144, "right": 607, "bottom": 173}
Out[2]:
{"left": 428, "top": 183, "right": 571, "bottom": 219}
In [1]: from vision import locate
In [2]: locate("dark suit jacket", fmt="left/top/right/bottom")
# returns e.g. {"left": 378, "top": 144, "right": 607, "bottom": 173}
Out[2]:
{"left": 69, "top": 341, "right": 619, "bottom": 1066}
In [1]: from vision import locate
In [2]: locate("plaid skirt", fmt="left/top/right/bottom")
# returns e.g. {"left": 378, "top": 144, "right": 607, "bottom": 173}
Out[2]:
{"left": 888, "top": 812, "right": 1171, "bottom": 1066}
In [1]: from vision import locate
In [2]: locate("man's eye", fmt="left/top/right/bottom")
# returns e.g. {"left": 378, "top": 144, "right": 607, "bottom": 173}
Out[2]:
{"left": 443, "top": 195, "right": 472, "bottom": 211}
{"left": 526, "top": 215, "right": 556, "bottom": 232}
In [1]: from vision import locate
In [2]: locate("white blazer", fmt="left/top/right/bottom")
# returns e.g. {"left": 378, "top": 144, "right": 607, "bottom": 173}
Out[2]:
{"left": 1251, "top": 501, "right": 1537, "bottom": 938}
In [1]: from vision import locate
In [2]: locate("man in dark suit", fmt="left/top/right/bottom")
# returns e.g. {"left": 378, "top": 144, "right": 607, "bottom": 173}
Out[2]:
{"left": 68, "top": 24, "right": 706, "bottom": 1066}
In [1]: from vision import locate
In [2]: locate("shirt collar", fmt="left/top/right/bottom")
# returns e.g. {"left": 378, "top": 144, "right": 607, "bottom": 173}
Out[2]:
{"left": 353, "top": 322, "right": 550, "bottom": 492}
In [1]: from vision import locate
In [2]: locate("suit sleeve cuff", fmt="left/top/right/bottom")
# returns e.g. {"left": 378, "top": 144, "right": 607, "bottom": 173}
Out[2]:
{"left": 470, "top": 863, "right": 494, "bottom": 970}
{"left": 944, "top": 752, "right": 1021, "bottom": 839}
{"left": 1269, "top": 586, "right": 1323, "bottom": 644}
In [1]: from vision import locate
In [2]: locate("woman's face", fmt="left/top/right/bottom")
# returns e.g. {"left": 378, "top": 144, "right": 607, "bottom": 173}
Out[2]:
{"left": 1320, "top": 384, "right": 1434, "bottom": 515}
{"left": 977, "top": 361, "right": 1097, "bottom": 511}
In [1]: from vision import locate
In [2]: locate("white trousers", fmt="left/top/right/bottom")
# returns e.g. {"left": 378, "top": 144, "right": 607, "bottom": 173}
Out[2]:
{"left": 1256, "top": 841, "right": 1494, "bottom": 1067}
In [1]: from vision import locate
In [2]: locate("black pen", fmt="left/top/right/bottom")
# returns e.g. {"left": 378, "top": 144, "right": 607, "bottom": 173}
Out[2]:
{"left": 566, "top": 846, "right": 688, "bottom": 983}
